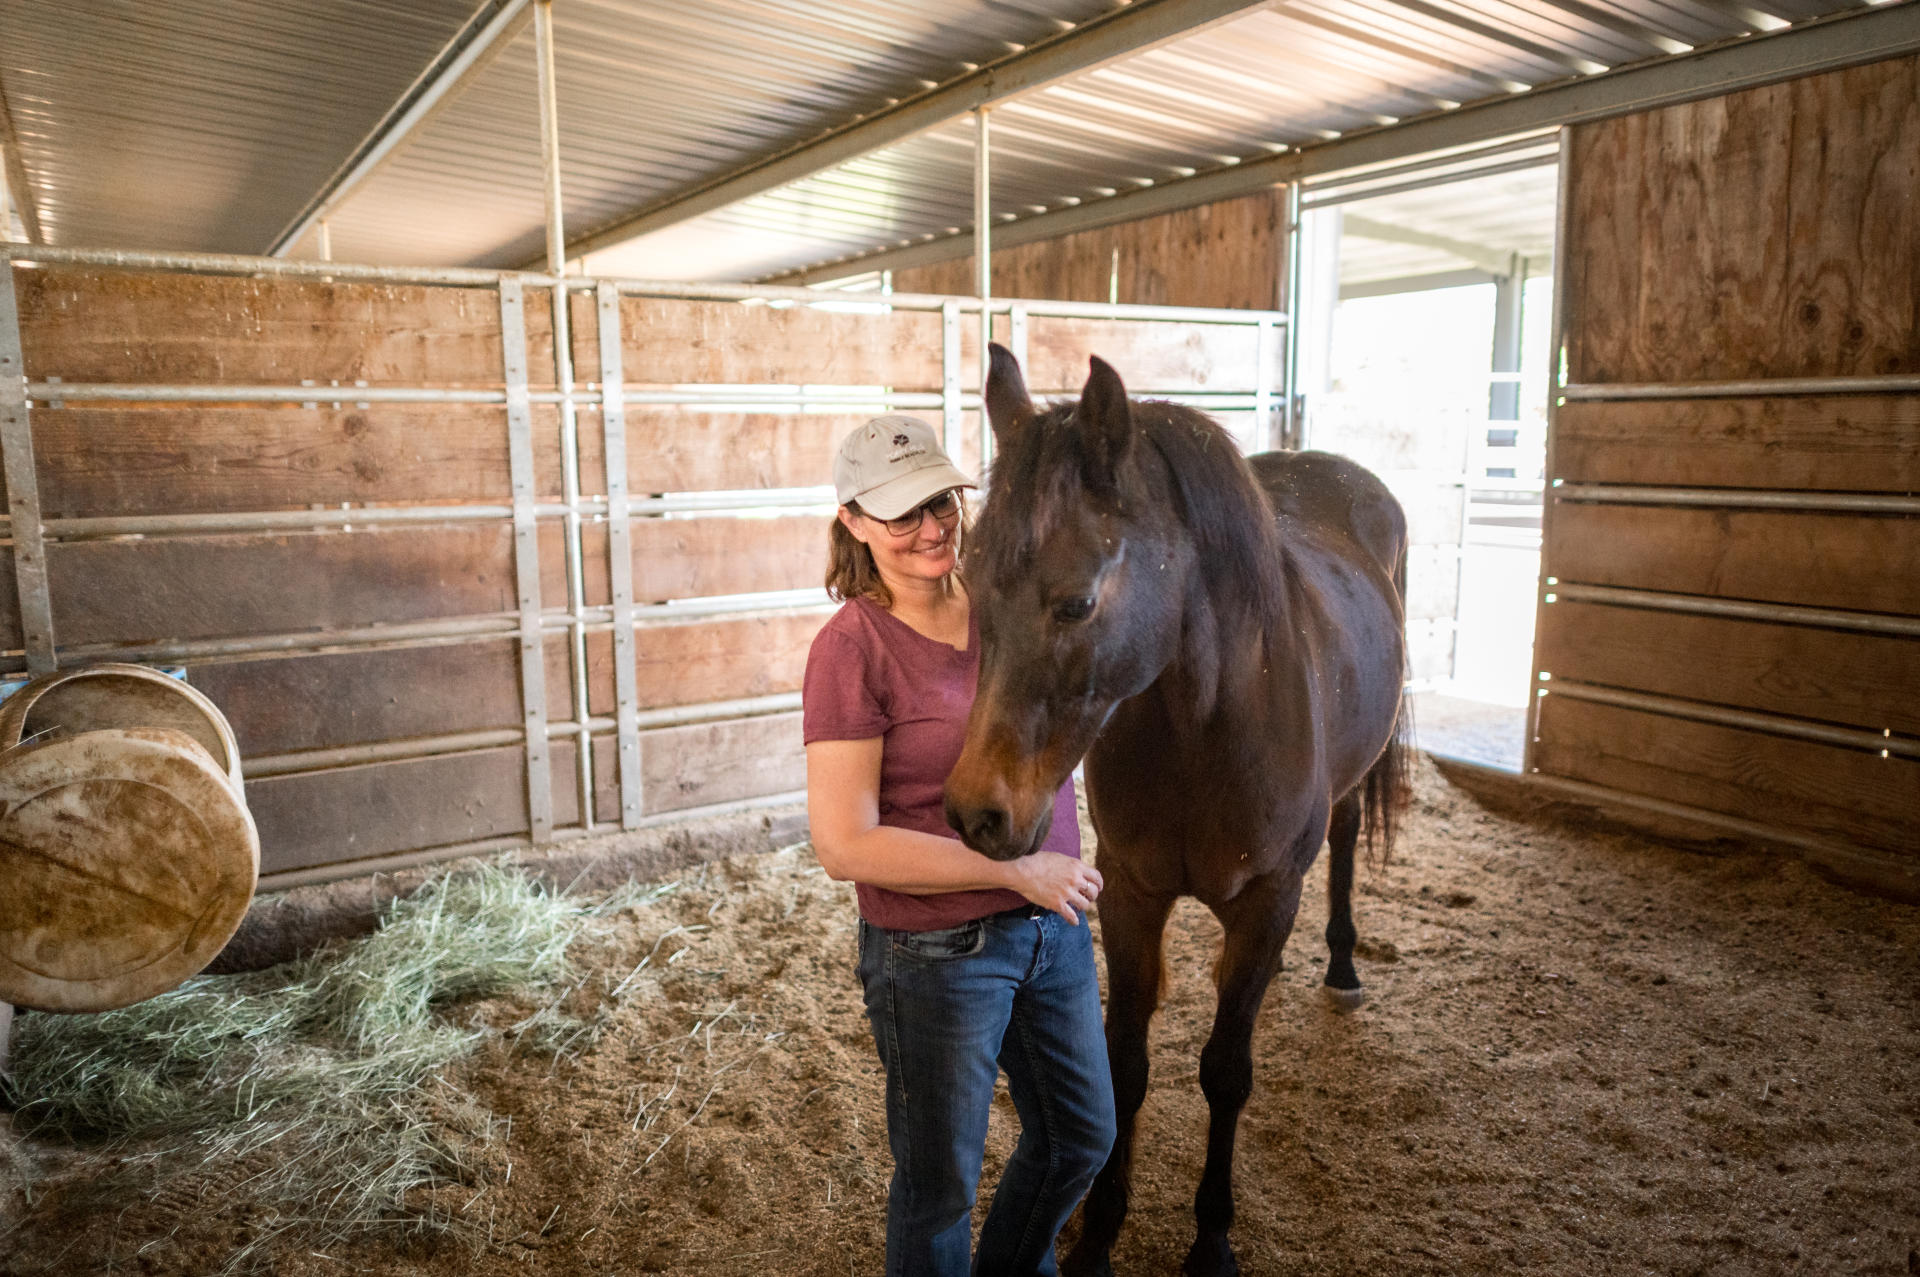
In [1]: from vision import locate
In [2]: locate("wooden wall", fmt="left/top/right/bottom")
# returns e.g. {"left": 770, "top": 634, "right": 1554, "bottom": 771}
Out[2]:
{"left": 6, "top": 265, "right": 1276, "bottom": 881}
{"left": 893, "top": 189, "right": 1287, "bottom": 310}
{"left": 1534, "top": 53, "right": 1920, "bottom": 864}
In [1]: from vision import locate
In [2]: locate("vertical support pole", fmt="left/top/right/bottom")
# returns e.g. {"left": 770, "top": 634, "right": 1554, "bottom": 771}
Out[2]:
{"left": 1253, "top": 315, "right": 1276, "bottom": 456}
{"left": 974, "top": 106, "right": 994, "bottom": 474}
{"left": 1524, "top": 131, "right": 1574, "bottom": 776}
{"left": 940, "top": 299, "right": 961, "bottom": 460}
{"left": 316, "top": 219, "right": 333, "bottom": 262}
{"left": 597, "top": 282, "right": 642, "bottom": 829}
{"left": 1009, "top": 303, "right": 1028, "bottom": 377}
{"left": 534, "top": 0, "right": 566, "bottom": 276}
{"left": 499, "top": 278, "right": 553, "bottom": 842}
{"left": 1488, "top": 252, "right": 1524, "bottom": 420}
{"left": 534, "top": 0, "right": 593, "bottom": 828}
{"left": 0, "top": 249, "right": 54, "bottom": 674}
{"left": 1279, "top": 182, "right": 1303, "bottom": 452}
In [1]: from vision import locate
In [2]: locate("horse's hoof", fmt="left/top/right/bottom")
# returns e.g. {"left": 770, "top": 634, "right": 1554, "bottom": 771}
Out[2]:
{"left": 1182, "top": 1236, "right": 1240, "bottom": 1277}
{"left": 1322, "top": 982, "right": 1367, "bottom": 1013}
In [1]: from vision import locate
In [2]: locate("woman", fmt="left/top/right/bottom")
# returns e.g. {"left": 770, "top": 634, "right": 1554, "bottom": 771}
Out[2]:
{"left": 803, "top": 414, "right": 1115, "bottom": 1277}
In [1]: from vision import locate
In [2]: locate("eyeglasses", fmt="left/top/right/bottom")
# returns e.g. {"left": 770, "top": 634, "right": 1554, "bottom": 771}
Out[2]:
{"left": 873, "top": 489, "right": 962, "bottom": 535}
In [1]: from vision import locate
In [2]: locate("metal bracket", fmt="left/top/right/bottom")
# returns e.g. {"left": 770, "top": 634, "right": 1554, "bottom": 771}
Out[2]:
{"left": 499, "top": 277, "right": 553, "bottom": 842}
{"left": 0, "top": 249, "right": 54, "bottom": 674}
{"left": 940, "top": 299, "right": 961, "bottom": 461}
{"left": 597, "top": 282, "right": 642, "bottom": 829}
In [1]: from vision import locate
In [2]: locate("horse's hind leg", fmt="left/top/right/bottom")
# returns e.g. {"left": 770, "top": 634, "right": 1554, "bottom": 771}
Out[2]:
{"left": 1323, "top": 789, "right": 1366, "bottom": 1012}
{"left": 1186, "top": 870, "right": 1302, "bottom": 1277}
{"left": 1063, "top": 880, "right": 1173, "bottom": 1277}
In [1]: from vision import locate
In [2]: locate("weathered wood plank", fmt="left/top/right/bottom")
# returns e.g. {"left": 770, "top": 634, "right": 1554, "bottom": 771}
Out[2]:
{"left": 1533, "top": 695, "right": 1918, "bottom": 854}
{"left": 630, "top": 514, "right": 826, "bottom": 602}
{"left": 622, "top": 409, "right": 863, "bottom": 493}
{"left": 1553, "top": 395, "right": 1920, "bottom": 491}
{"left": 1536, "top": 600, "right": 1920, "bottom": 736}
{"left": 28, "top": 405, "right": 590, "bottom": 514}
{"left": 581, "top": 609, "right": 829, "bottom": 715}
{"left": 1545, "top": 503, "right": 1920, "bottom": 617}
{"left": 1012, "top": 317, "right": 1275, "bottom": 395}
{"left": 15, "top": 269, "right": 556, "bottom": 387}
{"left": 641, "top": 711, "right": 805, "bottom": 815}
{"left": 1566, "top": 54, "right": 1920, "bottom": 383}
{"left": 614, "top": 297, "right": 945, "bottom": 389}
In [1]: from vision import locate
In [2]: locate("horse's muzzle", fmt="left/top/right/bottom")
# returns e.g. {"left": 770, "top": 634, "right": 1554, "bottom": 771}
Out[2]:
{"left": 944, "top": 792, "right": 1053, "bottom": 861}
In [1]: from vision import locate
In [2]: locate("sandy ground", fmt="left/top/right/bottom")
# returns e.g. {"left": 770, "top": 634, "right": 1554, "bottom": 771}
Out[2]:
{"left": 4, "top": 757, "right": 1918, "bottom": 1276}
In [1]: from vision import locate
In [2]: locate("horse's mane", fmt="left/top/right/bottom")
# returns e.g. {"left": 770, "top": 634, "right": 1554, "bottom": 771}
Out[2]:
{"left": 974, "top": 398, "right": 1282, "bottom": 632}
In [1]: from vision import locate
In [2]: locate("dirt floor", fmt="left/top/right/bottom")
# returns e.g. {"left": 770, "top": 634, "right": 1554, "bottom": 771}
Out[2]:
{"left": 5, "top": 757, "right": 1918, "bottom": 1276}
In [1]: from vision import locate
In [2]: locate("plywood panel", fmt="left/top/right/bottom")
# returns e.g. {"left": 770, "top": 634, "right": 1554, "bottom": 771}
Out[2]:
{"left": 622, "top": 409, "right": 860, "bottom": 493}
{"left": 29, "top": 405, "right": 591, "bottom": 514}
{"left": 1406, "top": 619, "right": 1455, "bottom": 685}
{"left": 1536, "top": 600, "right": 1920, "bottom": 736}
{"left": 1020, "top": 317, "right": 1272, "bottom": 394}
{"left": 1553, "top": 396, "right": 1920, "bottom": 491}
{"left": 1545, "top": 503, "right": 1920, "bottom": 617}
{"left": 46, "top": 521, "right": 592, "bottom": 645}
{"left": 1565, "top": 54, "right": 1920, "bottom": 384}
{"left": 1533, "top": 695, "right": 1918, "bottom": 854}
{"left": 1404, "top": 543, "right": 1460, "bottom": 624}
{"left": 641, "top": 711, "right": 805, "bottom": 815}
{"left": 893, "top": 189, "right": 1285, "bottom": 310}
{"left": 615, "top": 297, "right": 945, "bottom": 389}
{"left": 630, "top": 514, "right": 825, "bottom": 602}
{"left": 15, "top": 269, "right": 555, "bottom": 387}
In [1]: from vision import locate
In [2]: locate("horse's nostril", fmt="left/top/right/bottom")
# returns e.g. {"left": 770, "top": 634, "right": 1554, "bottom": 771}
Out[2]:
{"left": 966, "top": 807, "right": 1009, "bottom": 849}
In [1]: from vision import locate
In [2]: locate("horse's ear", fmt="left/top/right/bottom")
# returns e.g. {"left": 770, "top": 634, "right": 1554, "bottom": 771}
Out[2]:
{"left": 985, "top": 343, "right": 1034, "bottom": 451}
{"left": 1078, "top": 355, "right": 1133, "bottom": 493}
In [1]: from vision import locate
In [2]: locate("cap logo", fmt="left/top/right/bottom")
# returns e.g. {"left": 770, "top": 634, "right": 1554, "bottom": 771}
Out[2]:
{"left": 893, "top": 433, "right": 910, "bottom": 446}
{"left": 887, "top": 437, "right": 928, "bottom": 463}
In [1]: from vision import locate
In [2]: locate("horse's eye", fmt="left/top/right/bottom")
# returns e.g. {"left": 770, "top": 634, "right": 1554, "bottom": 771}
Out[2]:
{"left": 1053, "top": 595, "right": 1097, "bottom": 623}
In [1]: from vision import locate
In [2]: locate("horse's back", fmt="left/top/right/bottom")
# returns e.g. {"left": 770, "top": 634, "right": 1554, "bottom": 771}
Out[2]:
{"left": 1249, "top": 449, "right": 1406, "bottom": 581}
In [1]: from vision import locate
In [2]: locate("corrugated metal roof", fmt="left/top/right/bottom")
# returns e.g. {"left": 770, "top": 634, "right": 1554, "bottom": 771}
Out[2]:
{"left": 0, "top": 0, "right": 1892, "bottom": 278}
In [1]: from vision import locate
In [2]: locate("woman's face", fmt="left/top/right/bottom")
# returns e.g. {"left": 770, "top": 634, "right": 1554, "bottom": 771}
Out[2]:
{"left": 839, "top": 490, "right": 963, "bottom": 588}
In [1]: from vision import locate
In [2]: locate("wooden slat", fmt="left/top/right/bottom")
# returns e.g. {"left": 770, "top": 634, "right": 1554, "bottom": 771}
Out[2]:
{"left": 1537, "top": 600, "right": 1920, "bottom": 736}
{"left": 623, "top": 409, "right": 863, "bottom": 493}
{"left": 1015, "top": 317, "right": 1272, "bottom": 395}
{"left": 1533, "top": 695, "right": 1919, "bottom": 855}
{"left": 582, "top": 609, "right": 829, "bottom": 715}
{"left": 47, "top": 522, "right": 588, "bottom": 646}
{"left": 1565, "top": 54, "right": 1920, "bottom": 384}
{"left": 1554, "top": 396, "right": 1920, "bottom": 492}
{"left": 641, "top": 711, "right": 805, "bottom": 815}
{"left": 630, "top": 513, "right": 825, "bottom": 602}
{"left": 1546, "top": 503, "right": 1920, "bottom": 617}
{"left": 893, "top": 189, "right": 1285, "bottom": 310}
{"left": 16, "top": 270, "right": 555, "bottom": 387}
{"left": 613, "top": 297, "right": 945, "bottom": 389}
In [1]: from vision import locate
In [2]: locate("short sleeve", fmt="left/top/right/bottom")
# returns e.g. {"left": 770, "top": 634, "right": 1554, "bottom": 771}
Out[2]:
{"left": 803, "top": 625, "right": 888, "bottom": 743}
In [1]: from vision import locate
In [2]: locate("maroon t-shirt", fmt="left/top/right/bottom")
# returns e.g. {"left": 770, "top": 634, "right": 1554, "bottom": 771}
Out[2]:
{"left": 802, "top": 594, "right": 1080, "bottom": 931}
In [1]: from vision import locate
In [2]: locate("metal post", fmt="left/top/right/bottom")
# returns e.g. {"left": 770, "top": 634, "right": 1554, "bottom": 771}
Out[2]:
{"left": 1524, "top": 130, "right": 1574, "bottom": 776}
{"left": 1009, "top": 303, "right": 1028, "bottom": 374}
{"left": 1489, "top": 252, "right": 1524, "bottom": 420}
{"left": 534, "top": 0, "right": 567, "bottom": 276}
{"left": 1280, "top": 182, "right": 1303, "bottom": 451}
{"left": 974, "top": 106, "right": 993, "bottom": 473}
{"left": 316, "top": 220, "right": 332, "bottom": 263}
{"left": 597, "top": 281, "right": 642, "bottom": 828}
{"left": 498, "top": 278, "right": 553, "bottom": 842}
{"left": 940, "top": 299, "right": 962, "bottom": 459}
{"left": 0, "top": 248, "right": 53, "bottom": 673}
{"left": 1253, "top": 316, "right": 1276, "bottom": 455}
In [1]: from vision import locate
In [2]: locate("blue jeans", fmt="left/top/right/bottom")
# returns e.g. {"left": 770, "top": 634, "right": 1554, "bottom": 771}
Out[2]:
{"left": 858, "top": 907, "right": 1116, "bottom": 1277}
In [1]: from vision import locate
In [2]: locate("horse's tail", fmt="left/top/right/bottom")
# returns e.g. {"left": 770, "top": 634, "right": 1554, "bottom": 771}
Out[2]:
{"left": 1361, "top": 544, "right": 1414, "bottom": 864}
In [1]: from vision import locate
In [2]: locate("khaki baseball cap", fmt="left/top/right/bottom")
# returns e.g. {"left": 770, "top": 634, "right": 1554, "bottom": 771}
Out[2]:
{"left": 833, "top": 415, "right": 977, "bottom": 520}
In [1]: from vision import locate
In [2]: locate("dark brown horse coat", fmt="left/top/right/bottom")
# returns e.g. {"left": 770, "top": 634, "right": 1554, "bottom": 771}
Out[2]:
{"left": 946, "top": 347, "right": 1409, "bottom": 1277}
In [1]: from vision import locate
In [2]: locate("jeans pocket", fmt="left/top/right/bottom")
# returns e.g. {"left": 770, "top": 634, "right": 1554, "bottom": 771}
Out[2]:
{"left": 888, "top": 918, "right": 987, "bottom": 962}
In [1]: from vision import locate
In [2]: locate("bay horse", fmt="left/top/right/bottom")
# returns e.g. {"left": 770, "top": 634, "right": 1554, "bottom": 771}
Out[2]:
{"left": 944, "top": 346, "right": 1410, "bottom": 1276}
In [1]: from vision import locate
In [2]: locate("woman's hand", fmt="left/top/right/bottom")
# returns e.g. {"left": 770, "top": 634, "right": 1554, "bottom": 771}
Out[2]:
{"left": 1006, "top": 852, "right": 1104, "bottom": 925}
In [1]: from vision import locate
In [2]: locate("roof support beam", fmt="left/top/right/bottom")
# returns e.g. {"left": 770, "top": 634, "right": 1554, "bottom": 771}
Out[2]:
{"left": 771, "top": 1, "right": 1920, "bottom": 285}
{"left": 265, "top": 0, "right": 534, "bottom": 257}
{"left": 555, "top": 0, "right": 1276, "bottom": 264}
{"left": 0, "top": 72, "right": 43, "bottom": 244}
{"left": 1341, "top": 214, "right": 1523, "bottom": 276}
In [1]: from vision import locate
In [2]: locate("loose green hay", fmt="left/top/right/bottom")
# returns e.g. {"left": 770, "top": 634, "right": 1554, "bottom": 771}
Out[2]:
{"left": 1, "top": 862, "right": 663, "bottom": 1271}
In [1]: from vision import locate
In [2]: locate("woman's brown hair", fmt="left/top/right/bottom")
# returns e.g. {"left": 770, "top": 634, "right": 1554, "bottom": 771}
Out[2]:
{"left": 824, "top": 496, "right": 969, "bottom": 606}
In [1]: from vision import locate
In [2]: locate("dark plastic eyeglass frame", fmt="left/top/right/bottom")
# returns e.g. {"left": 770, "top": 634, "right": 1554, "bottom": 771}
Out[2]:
{"left": 874, "top": 488, "right": 962, "bottom": 535}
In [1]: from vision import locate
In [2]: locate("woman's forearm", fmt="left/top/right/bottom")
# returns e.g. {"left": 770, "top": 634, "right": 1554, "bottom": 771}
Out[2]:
{"left": 815, "top": 822, "right": 1015, "bottom": 896}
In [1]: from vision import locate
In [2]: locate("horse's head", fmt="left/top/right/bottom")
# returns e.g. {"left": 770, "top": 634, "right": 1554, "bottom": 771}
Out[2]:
{"left": 944, "top": 346, "right": 1212, "bottom": 859}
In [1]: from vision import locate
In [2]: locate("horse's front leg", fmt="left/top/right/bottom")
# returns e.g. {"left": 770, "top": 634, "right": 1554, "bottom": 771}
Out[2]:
{"left": 1187, "top": 870, "right": 1303, "bottom": 1277}
{"left": 1063, "top": 878, "right": 1173, "bottom": 1277}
